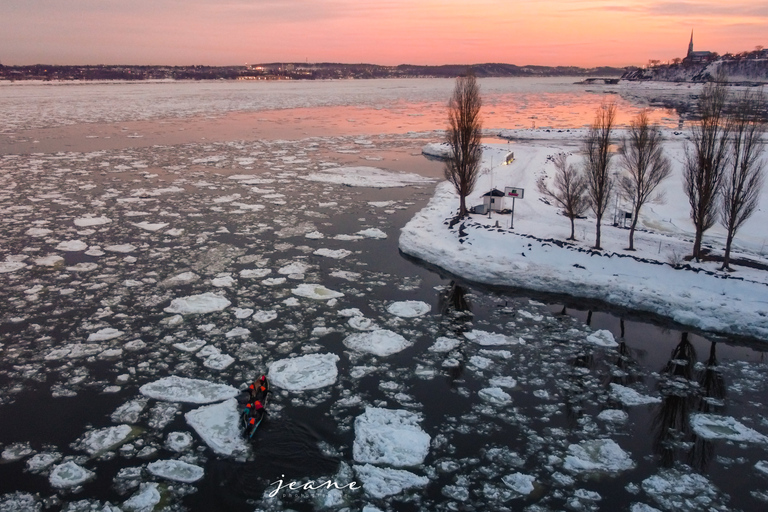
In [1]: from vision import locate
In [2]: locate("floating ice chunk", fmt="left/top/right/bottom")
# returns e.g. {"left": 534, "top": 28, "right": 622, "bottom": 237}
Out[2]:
{"left": 0, "top": 261, "right": 26, "bottom": 273}
{"left": 585, "top": 330, "right": 619, "bottom": 348}
{"left": 164, "top": 292, "right": 231, "bottom": 314}
{"left": 490, "top": 376, "right": 517, "bottom": 388}
{"left": 239, "top": 268, "right": 271, "bottom": 279}
{"left": 387, "top": 301, "right": 430, "bottom": 318}
{"left": 49, "top": 461, "right": 95, "bottom": 489}
{"left": 469, "top": 355, "right": 493, "bottom": 369}
{"left": 269, "top": 353, "right": 340, "bottom": 390}
{"left": 234, "top": 308, "right": 253, "bottom": 319}
{"left": 563, "top": 439, "right": 635, "bottom": 475}
{"left": 354, "top": 464, "right": 428, "bottom": 498}
{"left": 140, "top": 376, "right": 238, "bottom": 404}
{"left": 305, "top": 231, "right": 325, "bottom": 239}
{"left": 339, "top": 308, "right": 363, "bottom": 317}
{"left": 279, "top": 262, "right": 310, "bottom": 275}
{"left": 124, "top": 339, "right": 146, "bottom": 351}
{"left": 263, "top": 277, "right": 286, "bottom": 286}
{"left": 132, "top": 221, "right": 168, "bottom": 232}
{"left": 225, "top": 327, "right": 250, "bottom": 338}
{"left": 165, "top": 432, "right": 194, "bottom": 453}
{"left": 429, "top": 337, "right": 461, "bottom": 352}
{"left": 26, "top": 452, "right": 61, "bottom": 473}
{"left": 630, "top": 504, "right": 662, "bottom": 512}
{"left": 479, "top": 387, "right": 512, "bottom": 405}
{"left": 160, "top": 272, "right": 200, "bottom": 287}
{"left": 463, "top": 330, "right": 517, "bottom": 346}
{"left": 172, "top": 340, "right": 206, "bottom": 354}
{"left": 344, "top": 330, "right": 413, "bottom": 356}
{"left": 690, "top": 413, "right": 768, "bottom": 443}
{"left": 56, "top": 240, "right": 88, "bottom": 252}
{"left": 211, "top": 275, "right": 236, "bottom": 287}
{"left": 26, "top": 227, "right": 52, "bottom": 237}
{"left": 642, "top": 467, "right": 724, "bottom": 512}
{"left": 2, "top": 442, "right": 33, "bottom": 462}
{"left": 203, "top": 353, "right": 235, "bottom": 370}
{"left": 353, "top": 407, "right": 430, "bottom": 467}
{"left": 76, "top": 425, "right": 133, "bottom": 455}
{"left": 147, "top": 460, "right": 204, "bottom": 483}
{"left": 87, "top": 328, "right": 124, "bottom": 342}
{"left": 111, "top": 399, "right": 148, "bottom": 424}
{"left": 66, "top": 262, "right": 98, "bottom": 272}
{"left": 104, "top": 244, "right": 136, "bottom": 253}
{"left": 610, "top": 384, "right": 661, "bottom": 406}
{"left": 74, "top": 216, "right": 111, "bottom": 227}
{"left": 0, "top": 492, "right": 41, "bottom": 512}
{"left": 292, "top": 283, "right": 344, "bottom": 300}
{"left": 185, "top": 398, "right": 248, "bottom": 457}
{"left": 253, "top": 310, "right": 278, "bottom": 323}
{"left": 356, "top": 228, "right": 387, "bottom": 239}
{"left": 314, "top": 248, "right": 352, "bottom": 259}
{"left": 502, "top": 473, "right": 535, "bottom": 495}
{"left": 35, "top": 255, "right": 64, "bottom": 266}
{"left": 122, "top": 482, "right": 161, "bottom": 512}
{"left": 598, "top": 409, "right": 629, "bottom": 423}
{"left": 348, "top": 316, "right": 378, "bottom": 331}
{"left": 301, "top": 166, "right": 433, "bottom": 188}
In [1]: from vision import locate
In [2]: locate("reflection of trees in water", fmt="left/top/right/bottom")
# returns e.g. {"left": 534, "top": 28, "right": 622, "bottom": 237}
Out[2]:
{"left": 651, "top": 334, "right": 725, "bottom": 471}
{"left": 564, "top": 348, "right": 595, "bottom": 429}
{"left": 437, "top": 281, "right": 473, "bottom": 384}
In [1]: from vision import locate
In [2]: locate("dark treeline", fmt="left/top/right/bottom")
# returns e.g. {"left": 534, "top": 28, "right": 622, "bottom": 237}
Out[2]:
{"left": 0, "top": 62, "right": 625, "bottom": 81}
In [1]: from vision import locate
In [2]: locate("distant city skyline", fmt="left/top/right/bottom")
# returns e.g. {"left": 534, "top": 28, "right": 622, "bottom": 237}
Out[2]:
{"left": 1, "top": 1, "right": 764, "bottom": 67}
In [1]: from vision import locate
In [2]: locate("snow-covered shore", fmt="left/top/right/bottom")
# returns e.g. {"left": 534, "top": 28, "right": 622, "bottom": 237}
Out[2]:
{"left": 401, "top": 133, "right": 768, "bottom": 340}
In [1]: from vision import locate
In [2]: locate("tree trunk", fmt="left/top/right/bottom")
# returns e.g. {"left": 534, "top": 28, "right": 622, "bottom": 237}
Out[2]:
{"left": 627, "top": 206, "right": 640, "bottom": 250}
{"left": 569, "top": 217, "right": 576, "bottom": 240}
{"left": 692, "top": 227, "right": 703, "bottom": 261}
{"left": 459, "top": 195, "right": 467, "bottom": 218}
{"left": 594, "top": 215, "right": 602, "bottom": 249}
{"left": 721, "top": 231, "right": 735, "bottom": 271}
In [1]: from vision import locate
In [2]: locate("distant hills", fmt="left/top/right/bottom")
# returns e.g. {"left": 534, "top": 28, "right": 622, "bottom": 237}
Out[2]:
{"left": 0, "top": 62, "right": 625, "bottom": 81}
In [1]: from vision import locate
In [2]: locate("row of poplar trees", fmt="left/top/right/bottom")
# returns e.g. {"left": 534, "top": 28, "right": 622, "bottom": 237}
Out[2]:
{"left": 443, "top": 73, "right": 765, "bottom": 271}
{"left": 537, "top": 81, "right": 765, "bottom": 271}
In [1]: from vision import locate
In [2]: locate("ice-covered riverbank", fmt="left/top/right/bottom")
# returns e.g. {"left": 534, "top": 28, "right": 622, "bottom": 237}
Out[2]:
{"left": 402, "top": 135, "right": 768, "bottom": 340}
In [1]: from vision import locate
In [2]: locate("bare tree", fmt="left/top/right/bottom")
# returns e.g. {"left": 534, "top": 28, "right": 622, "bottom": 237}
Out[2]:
{"left": 683, "top": 79, "right": 731, "bottom": 260}
{"left": 445, "top": 73, "right": 482, "bottom": 218}
{"left": 537, "top": 153, "right": 589, "bottom": 240}
{"left": 618, "top": 110, "right": 672, "bottom": 250}
{"left": 584, "top": 101, "right": 617, "bottom": 249}
{"left": 719, "top": 89, "right": 766, "bottom": 270}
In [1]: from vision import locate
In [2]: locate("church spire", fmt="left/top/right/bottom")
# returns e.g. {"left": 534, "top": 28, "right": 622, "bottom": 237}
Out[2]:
{"left": 688, "top": 30, "right": 694, "bottom": 57}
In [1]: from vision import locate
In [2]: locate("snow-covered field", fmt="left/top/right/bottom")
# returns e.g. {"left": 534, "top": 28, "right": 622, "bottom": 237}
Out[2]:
{"left": 1, "top": 79, "right": 768, "bottom": 512}
{"left": 405, "top": 132, "right": 768, "bottom": 340}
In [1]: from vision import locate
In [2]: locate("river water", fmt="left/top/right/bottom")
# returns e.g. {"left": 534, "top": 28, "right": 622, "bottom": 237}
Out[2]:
{"left": 0, "top": 78, "right": 766, "bottom": 511}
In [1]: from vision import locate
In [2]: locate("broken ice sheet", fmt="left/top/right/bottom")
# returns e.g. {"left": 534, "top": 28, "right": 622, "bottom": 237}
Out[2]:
{"left": 690, "top": 414, "right": 768, "bottom": 443}
{"left": 139, "top": 376, "right": 238, "bottom": 404}
{"left": 343, "top": 329, "right": 413, "bottom": 356}
{"left": 184, "top": 398, "right": 248, "bottom": 458}
{"left": 354, "top": 464, "right": 428, "bottom": 498}
{"left": 563, "top": 439, "right": 635, "bottom": 476}
{"left": 269, "top": 353, "right": 339, "bottom": 391}
{"left": 353, "top": 407, "right": 430, "bottom": 467}
{"left": 147, "top": 459, "right": 204, "bottom": 483}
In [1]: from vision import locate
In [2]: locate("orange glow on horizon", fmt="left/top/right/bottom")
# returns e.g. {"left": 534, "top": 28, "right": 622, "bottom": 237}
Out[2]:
{"left": 0, "top": 1, "right": 764, "bottom": 67}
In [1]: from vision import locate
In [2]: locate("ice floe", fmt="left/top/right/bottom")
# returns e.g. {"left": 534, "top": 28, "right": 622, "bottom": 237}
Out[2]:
{"left": 502, "top": 472, "right": 536, "bottom": 495}
{"left": 314, "top": 248, "right": 352, "bottom": 259}
{"left": 690, "top": 414, "right": 768, "bottom": 443}
{"left": 122, "top": 483, "right": 161, "bottom": 512}
{"left": 56, "top": 240, "right": 88, "bottom": 252}
{"left": 301, "top": 166, "right": 433, "bottom": 188}
{"left": 86, "top": 328, "right": 124, "bottom": 342}
{"left": 291, "top": 283, "right": 344, "bottom": 300}
{"left": 354, "top": 464, "right": 428, "bottom": 498}
{"left": 343, "top": 329, "right": 413, "bottom": 356}
{"left": 139, "top": 376, "right": 238, "bottom": 403}
{"left": 585, "top": 329, "right": 619, "bottom": 348}
{"left": 610, "top": 383, "right": 662, "bottom": 406}
{"left": 642, "top": 467, "right": 726, "bottom": 512}
{"left": 74, "top": 216, "right": 111, "bottom": 227}
{"left": 479, "top": 387, "right": 512, "bottom": 405}
{"left": 353, "top": 407, "right": 430, "bottom": 467}
{"left": 269, "top": 353, "right": 339, "bottom": 391}
{"left": 147, "top": 459, "right": 204, "bottom": 483}
{"left": 164, "top": 292, "right": 231, "bottom": 314}
{"left": 49, "top": 461, "right": 94, "bottom": 489}
{"left": 184, "top": 398, "right": 248, "bottom": 457}
{"left": 387, "top": 300, "right": 431, "bottom": 318}
{"left": 75, "top": 425, "right": 134, "bottom": 455}
{"left": 463, "top": 330, "right": 518, "bottom": 346}
{"left": 563, "top": 439, "right": 635, "bottom": 475}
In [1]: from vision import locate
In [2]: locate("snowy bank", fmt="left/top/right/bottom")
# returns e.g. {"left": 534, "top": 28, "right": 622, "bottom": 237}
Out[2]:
{"left": 399, "top": 139, "right": 768, "bottom": 341}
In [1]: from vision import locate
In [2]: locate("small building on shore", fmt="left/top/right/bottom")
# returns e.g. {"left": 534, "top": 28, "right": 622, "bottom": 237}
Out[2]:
{"left": 482, "top": 188, "right": 506, "bottom": 213}
{"left": 683, "top": 31, "right": 716, "bottom": 64}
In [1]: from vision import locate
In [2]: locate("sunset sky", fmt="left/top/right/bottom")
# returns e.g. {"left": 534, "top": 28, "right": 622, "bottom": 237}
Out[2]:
{"left": 1, "top": 1, "right": 765, "bottom": 67}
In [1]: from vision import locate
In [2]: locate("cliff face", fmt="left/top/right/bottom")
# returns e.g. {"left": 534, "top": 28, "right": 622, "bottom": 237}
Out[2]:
{"left": 622, "top": 59, "right": 768, "bottom": 83}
